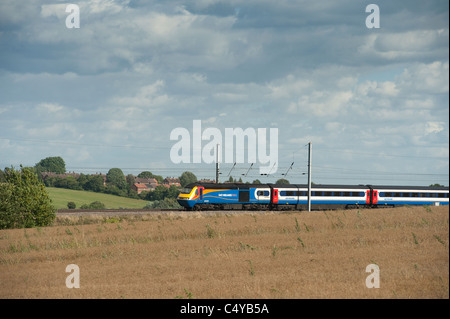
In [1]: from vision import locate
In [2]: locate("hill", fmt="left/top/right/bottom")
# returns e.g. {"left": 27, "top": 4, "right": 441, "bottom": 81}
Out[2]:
{"left": 46, "top": 187, "right": 148, "bottom": 209}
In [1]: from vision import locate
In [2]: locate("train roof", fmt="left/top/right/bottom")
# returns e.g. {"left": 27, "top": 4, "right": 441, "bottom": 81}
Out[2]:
{"left": 185, "top": 182, "right": 449, "bottom": 191}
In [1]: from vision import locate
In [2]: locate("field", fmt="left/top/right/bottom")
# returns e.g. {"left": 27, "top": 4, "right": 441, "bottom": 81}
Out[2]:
{"left": 0, "top": 205, "right": 448, "bottom": 299}
{"left": 46, "top": 187, "right": 149, "bottom": 209}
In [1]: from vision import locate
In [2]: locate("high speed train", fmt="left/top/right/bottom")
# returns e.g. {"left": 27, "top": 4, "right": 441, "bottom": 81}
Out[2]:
{"left": 177, "top": 182, "right": 449, "bottom": 210}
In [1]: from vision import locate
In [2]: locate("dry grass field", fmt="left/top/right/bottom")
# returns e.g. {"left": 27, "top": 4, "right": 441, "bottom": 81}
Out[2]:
{"left": 0, "top": 205, "right": 448, "bottom": 299}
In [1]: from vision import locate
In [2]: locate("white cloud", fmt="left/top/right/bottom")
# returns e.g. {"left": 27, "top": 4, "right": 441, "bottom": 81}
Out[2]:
{"left": 37, "top": 102, "right": 64, "bottom": 113}
{"left": 397, "top": 61, "right": 449, "bottom": 94}
{"left": 425, "top": 122, "right": 445, "bottom": 134}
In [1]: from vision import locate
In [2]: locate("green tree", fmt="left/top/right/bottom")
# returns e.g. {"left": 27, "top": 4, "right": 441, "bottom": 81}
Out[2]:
{"left": 147, "top": 185, "right": 168, "bottom": 201}
{"left": 82, "top": 175, "right": 105, "bottom": 192}
{"left": 180, "top": 171, "right": 197, "bottom": 187}
{"left": 137, "top": 171, "right": 153, "bottom": 179}
{"left": 126, "top": 174, "right": 136, "bottom": 187}
{"left": 106, "top": 168, "right": 127, "bottom": 190}
{"left": 138, "top": 171, "right": 163, "bottom": 184}
{"left": 275, "top": 178, "right": 290, "bottom": 185}
{"left": 0, "top": 166, "right": 56, "bottom": 229}
{"left": 166, "top": 184, "right": 181, "bottom": 199}
{"left": 35, "top": 156, "right": 66, "bottom": 175}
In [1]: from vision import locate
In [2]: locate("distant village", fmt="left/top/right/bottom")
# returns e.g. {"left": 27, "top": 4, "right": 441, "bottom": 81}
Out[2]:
{"left": 40, "top": 171, "right": 215, "bottom": 195}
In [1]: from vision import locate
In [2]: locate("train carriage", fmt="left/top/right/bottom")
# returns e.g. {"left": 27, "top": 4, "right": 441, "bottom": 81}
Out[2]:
{"left": 177, "top": 182, "right": 449, "bottom": 211}
{"left": 374, "top": 185, "right": 449, "bottom": 207}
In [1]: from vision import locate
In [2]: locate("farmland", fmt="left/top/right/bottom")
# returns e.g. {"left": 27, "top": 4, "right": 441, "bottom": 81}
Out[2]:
{"left": 0, "top": 205, "right": 448, "bottom": 299}
{"left": 46, "top": 187, "right": 149, "bottom": 210}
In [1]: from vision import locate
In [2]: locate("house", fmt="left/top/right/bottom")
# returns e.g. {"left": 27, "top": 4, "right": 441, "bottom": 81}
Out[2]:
{"left": 163, "top": 177, "right": 181, "bottom": 187}
{"left": 131, "top": 183, "right": 150, "bottom": 194}
{"left": 198, "top": 179, "right": 216, "bottom": 183}
{"left": 131, "top": 178, "right": 159, "bottom": 194}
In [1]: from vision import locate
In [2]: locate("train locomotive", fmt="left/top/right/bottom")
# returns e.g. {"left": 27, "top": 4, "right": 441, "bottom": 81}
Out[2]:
{"left": 177, "top": 182, "right": 449, "bottom": 211}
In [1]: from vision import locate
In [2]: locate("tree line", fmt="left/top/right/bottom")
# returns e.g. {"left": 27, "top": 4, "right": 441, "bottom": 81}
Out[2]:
{"left": 1, "top": 156, "right": 199, "bottom": 201}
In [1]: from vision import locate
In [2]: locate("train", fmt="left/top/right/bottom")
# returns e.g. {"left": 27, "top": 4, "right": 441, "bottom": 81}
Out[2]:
{"left": 177, "top": 182, "right": 449, "bottom": 210}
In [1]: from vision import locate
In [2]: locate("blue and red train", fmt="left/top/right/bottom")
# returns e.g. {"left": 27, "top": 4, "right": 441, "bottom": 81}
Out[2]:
{"left": 177, "top": 182, "right": 449, "bottom": 210}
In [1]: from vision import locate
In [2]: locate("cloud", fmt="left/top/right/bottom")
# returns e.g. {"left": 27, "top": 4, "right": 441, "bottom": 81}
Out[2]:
{"left": 0, "top": 0, "right": 448, "bottom": 184}
{"left": 397, "top": 61, "right": 449, "bottom": 94}
{"left": 425, "top": 122, "right": 445, "bottom": 134}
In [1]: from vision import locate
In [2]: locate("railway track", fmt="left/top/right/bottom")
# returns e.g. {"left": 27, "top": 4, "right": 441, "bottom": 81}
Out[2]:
{"left": 56, "top": 208, "right": 282, "bottom": 217}
{"left": 56, "top": 208, "right": 185, "bottom": 216}
{"left": 57, "top": 208, "right": 184, "bottom": 214}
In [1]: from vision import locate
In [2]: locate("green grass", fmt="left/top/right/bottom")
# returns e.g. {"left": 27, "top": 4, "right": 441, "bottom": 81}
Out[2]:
{"left": 46, "top": 187, "right": 148, "bottom": 210}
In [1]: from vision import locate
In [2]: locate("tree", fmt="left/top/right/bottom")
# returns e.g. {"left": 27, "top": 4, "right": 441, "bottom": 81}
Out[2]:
{"left": 0, "top": 166, "right": 56, "bottom": 229}
{"left": 126, "top": 174, "right": 136, "bottom": 187}
{"left": 179, "top": 171, "right": 197, "bottom": 187}
{"left": 138, "top": 171, "right": 163, "bottom": 184}
{"left": 35, "top": 156, "right": 66, "bottom": 175}
{"left": 106, "top": 168, "right": 127, "bottom": 189}
{"left": 146, "top": 185, "right": 168, "bottom": 201}
{"left": 275, "top": 178, "right": 290, "bottom": 185}
{"left": 81, "top": 174, "right": 105, "bottom": 192}
{"left": 137, "top": 171, "right": 153, "bottom": 179}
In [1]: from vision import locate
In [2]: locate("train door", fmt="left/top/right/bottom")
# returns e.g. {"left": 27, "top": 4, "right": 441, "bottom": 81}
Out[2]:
{"left": 239, "top": 190, "right": 250, "bottom": 202}
{"left": 272, "top": 188, "right": 279, "bottom": 204}
{"left": 372, "top": 190, "right": 378, "bottom": 204}
{"left": 365, "top": 186, "right": 377, "bottom": 206}
{"left": 198, "top": 187, "right": 204, "bottom": 201}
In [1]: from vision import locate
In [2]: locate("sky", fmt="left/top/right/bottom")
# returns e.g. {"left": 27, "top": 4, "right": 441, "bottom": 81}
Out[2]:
{"left": 0, "top": 0, "right": 448, "bottom": 186}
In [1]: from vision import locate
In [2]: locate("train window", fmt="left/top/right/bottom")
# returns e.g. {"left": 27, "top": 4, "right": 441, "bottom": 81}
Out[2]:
{"left": 402, "top": 193, "right": 411, "bottom": 197}
{"left": 412, "top": 193, "right": 418, "bottom": 197}
{"left": 342, "top": 192, "right": 350, "bottom": 197}
{"left": 180, "top": 188, "right": 192, "bottom": 194}
{"left": 383, "top": 192, "right": 392, "bottom": 197}
{"left": 299, "top": 191, "right": 307, "bottom": 196}
{"left": 257, "top": 190, "right": 269, "bottom": 196}
{"left": 438, "top": 193, "right": 445, "bottom": 198}
{"left": 334, "top": 192, "right": 342, "bottom": 196}
{"left": 420, "top": 193, "right": 428, "bottom": 198}
{"left": 353, "top": 192, "right": 364, "bottom": 197}
{"left": 324, "top": 192, "right": 332, "bottom": 196}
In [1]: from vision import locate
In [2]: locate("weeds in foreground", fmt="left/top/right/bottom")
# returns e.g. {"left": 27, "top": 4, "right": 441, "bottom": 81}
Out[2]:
{"left": 175, "top": 288, "right": 194, "bottom": 299}
{"left": 246, "top": 260, "right": 255, "bottom": 276}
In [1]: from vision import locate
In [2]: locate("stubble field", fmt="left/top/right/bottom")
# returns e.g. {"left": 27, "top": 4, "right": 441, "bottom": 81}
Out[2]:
{"left": 0, "top": 205, "right": 448, "bottom": 299}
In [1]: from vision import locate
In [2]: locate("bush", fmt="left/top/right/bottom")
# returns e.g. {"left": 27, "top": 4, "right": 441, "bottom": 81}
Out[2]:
{"left": 143, "top": 198, "right": 182, "bottom": 209}
{"left": 67, "top": 201, "right": 76, "bottom": 209}
{"left": 0, "top": 166, "right": 56, "bottom": 229}
{"left": 80, "top": 201, "right": 106, "bottom": 209}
